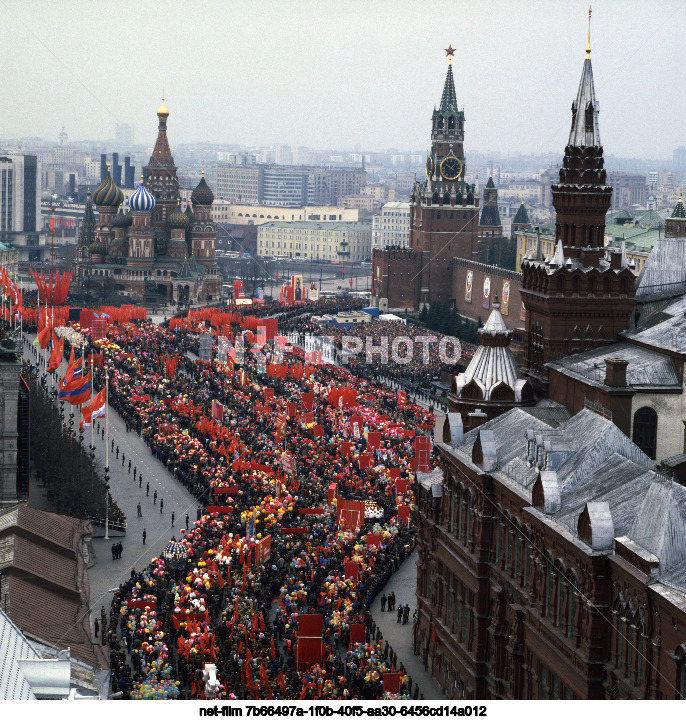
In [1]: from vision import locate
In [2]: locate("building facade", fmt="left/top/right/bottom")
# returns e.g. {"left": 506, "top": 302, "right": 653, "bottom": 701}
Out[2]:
{"left": 371, "top": 201, "right": 411, "bottom": 248}
{"left": 0, "top": 155, "right": 48, "bottom": 263}
{"left": 417, "top": 406, "right": 686, "bottom": 700}
{"left": 256, "top": 220, "right": 371, "bottom": 262}
{"left": 210, "top": 202, "right": 358, "bottom": 226}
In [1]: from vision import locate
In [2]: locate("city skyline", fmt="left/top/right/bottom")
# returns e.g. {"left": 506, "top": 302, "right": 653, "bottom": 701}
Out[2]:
{"left": 2, "top": 1, "right": 686, "bottom": 159}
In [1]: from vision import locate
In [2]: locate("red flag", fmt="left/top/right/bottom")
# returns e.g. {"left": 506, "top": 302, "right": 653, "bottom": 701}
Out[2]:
{"left": 278, "top": 672, "right": 286, "bottom": 692}
{"left": 271, "top": 637, "right": 276, "bottom": 659}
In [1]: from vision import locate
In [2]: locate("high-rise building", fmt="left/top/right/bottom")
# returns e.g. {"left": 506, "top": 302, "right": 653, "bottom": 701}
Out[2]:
{"left": 115, "top": 123, "right": 135, "bottom": 147}
{"left": 0, "top": 154, "right": 47, "bottom": 263}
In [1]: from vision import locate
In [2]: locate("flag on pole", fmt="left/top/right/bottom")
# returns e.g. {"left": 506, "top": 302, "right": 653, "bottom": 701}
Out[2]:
{"left": 80, "top": 387, "right": 107, "bottom": 432}
{"left": 58, "top": 371, "right": 92, "bottom": 405}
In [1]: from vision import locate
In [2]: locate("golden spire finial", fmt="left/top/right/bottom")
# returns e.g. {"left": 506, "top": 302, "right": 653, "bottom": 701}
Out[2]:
{"left": 586, "top": 6, "right": 592, "bottom": 59}
{"left": 202, "top": 160, "right": 205, "bottom": 178}
{"left": 157, "top": 92, "right": 169, "bottom": 117}
{"left": 106, "top": 162, "right": 110, "bottom": 173}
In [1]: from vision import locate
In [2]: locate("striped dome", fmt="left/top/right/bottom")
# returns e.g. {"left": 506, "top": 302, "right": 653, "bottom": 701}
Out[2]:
{"left": 89, "top": 240, "right": 107, "bottom": 256}
{"left": 92, "top": 172, "right": 124, "bottom": 207}
{"left": 128, "top": 181, "right": 155, "bottom": 212}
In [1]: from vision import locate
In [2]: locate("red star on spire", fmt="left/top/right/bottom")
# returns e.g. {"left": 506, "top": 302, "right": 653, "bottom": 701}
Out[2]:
{"left": 445, "top": 45, "right": 455, "bottom": 58}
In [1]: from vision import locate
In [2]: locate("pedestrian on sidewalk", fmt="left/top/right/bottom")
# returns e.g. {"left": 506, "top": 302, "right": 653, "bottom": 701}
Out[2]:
{"left": 146, "top": 481, "right": 149, "bottom": 496}
{"left": 111, "top": 543, "right": 116, "bottom": 561}
{"left": 116, "top": 445, "right": 119, "bottom": 459}
{"left": 380, "top": 594, "right": 387, "bottom": 612}
{"left": 171, "top": 512, "right": 175, "bottom": 526}
{"left": 397, "top": 605, "right": 403, "bottom": 624}
{"left": 402, "top": 604, "right": 410, "bottom": 625}
{"left": 102, "top": 428, "right": 105, "bottom": 440}
{"left": 185, "top": 513, "right": 189, "bottom": 528}
{"left": 122, "top": 452, "right": 125, "bottom": 466}
{"left": 133, "top": 467, "right": 137, "bottom": 482}
{"left": 111, "top": 439, "right": 114, "bottom": 452}
{"left": 128, "top": 460, "right": 132, "bottom": 473}
{"left": 137, "top": 503, "right": 142, "bottom": 517}
{"left": 153, "top": 490, "right": 157, "bottom": 504}
{"left": 160, "top": 499, "right": 164, "bottom": 514}
{"left": 142, "top": 528, "right": 147, "bottom": 545}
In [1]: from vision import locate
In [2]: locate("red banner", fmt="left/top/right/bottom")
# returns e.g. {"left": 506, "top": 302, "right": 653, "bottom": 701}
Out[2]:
{"left": 359, "top": 453, "right": 372, "bottom": 469}
{"left": 281, "top": 528, "right": 308, "bottom": 535}
{"left": 301, "top": 392, "right": 314, "bottom": 410}
{"left": 350, "top": 623, "right": 365, "bottom": 644}
{"left": 298, "top": 508, "right": 325, "bottom": 515}
{"left": 206, "top": 506, "right": 233, "bottom": 514}
{"left": 125, "top": 599, "right": 156, "bottom": 609}
{"left": 328, "top": 483, "right": 337, "bottom": 505}
{"left": 414, "top": 435, "right": 431, "bottom": 472}
{"left": 286, "top": 402, "right": 297, "bottom": 418}
{"left": 395, "top": 478, "right": 408, "bottom": 494}
{"left": 383, "top": 673, "right": 401, "bottom": 694}
{"left": 213, "top": 486, "right": 239, "bottom": 495}
{"left": 398, "top": 506, "right": 411, "bottom": 524}
{"left": 264, "top": 388, "right": 275, "bottom": 401}
{"left": 314, "top": 424, "right": 324, "bottom": 438}
{"left": 344, "top": 562, "right": 359, "bottom": 581}
{"left": 367, "top": 432, "right": 381, "bottom": 450}
{"left": 366, "top": 533, "right": 381, "bottom": 549}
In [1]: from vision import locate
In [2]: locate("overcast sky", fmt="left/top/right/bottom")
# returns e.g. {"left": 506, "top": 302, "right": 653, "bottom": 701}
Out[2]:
{"left": 1, "top": 0, "right": 684, "bottom": 158}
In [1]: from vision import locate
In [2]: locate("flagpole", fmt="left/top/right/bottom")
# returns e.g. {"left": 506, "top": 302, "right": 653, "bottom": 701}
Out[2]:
{"left": 104, "top": 365, "right": 110, "bottom": 541}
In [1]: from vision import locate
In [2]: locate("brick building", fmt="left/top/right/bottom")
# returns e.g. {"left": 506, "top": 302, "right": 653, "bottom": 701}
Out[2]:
{"left": 417, "top": 406, "right": 686, "bottom": 699}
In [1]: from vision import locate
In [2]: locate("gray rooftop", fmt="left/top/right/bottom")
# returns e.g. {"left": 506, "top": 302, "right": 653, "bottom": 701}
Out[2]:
{"left": 622, "top": 293, "right": 686, "bottom": 354}
{"left": 548, "top": 342, "right": 680, "bottom": 389}
{"left": 0, "top": 607, "right": 39, "bottom": 700}
{"left": 634, "top": 237, "right": 686, "bottom": 303}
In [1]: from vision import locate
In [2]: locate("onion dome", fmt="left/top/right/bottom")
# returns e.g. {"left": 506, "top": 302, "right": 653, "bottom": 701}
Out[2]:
{"left": 191, "top": 172, "right": 214, "bottom": 206}
{"left": 112, "top": 204, "right": 133, "bottom": 228}
{"left": 168, "top": 200, "right": 190, "bottom": 229}
{"left": 185, "top": 203, "right": 194, "bottom": 223}
{"left": 89, "top": 240, "right": 107, "bottom": 256}
{"left": 128, "top": 177, "right": 156, "bottom": 212}
{"left": 157, "top": 97, "right": 169, "bottom": 117}
{"left": 92, "top": 167, "right": 124, "bottom": 207}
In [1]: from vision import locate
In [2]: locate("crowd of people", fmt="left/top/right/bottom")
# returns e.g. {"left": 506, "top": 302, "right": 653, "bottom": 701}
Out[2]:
{"left": 86, "top": 308, "right": 437, "bottom": 700}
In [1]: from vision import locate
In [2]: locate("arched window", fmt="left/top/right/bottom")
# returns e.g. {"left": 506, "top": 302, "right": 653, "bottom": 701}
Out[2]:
{"left": 522, "top": 526, "right": 531, "bottom": 590}
{"left": 604, "top": 276, "right": 612, "bottom": 295}
{"left": 513, "top": 519, "right": 522, "bottom": 581}
{"left": 587, "top": 276, "right": 595, "bottom": 296}
{"left": 494, "top": 506, "right": 503, "bottom": 564}
{"left": 464, "top": 491, "right": 473, "bottom": 545}
{"left": 633, "top": 407, "right": 657, "bottom": 459}
{"left": 572, "top": 276, "right": 581, "bottom": 295}
{"left": 544, "top": 555, "right": 554, "bottom": 618}
{"left": 676, "top": 645, "right": 686, "bottom": 699}
{"left": 567, "top": 571, "right": 578, "bottom": 640}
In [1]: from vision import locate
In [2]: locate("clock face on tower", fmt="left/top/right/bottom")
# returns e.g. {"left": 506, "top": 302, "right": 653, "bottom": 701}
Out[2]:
{"left": 440, "top": 155, "right": 463, "bottom": 181}
{"left": 426, "top": 154, "right": 434, "bottom": 180}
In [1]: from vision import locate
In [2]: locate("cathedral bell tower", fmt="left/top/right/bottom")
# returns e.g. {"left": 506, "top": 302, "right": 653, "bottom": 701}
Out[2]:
{"left": 521, "top": 9, "right": 636, "bottom": 393}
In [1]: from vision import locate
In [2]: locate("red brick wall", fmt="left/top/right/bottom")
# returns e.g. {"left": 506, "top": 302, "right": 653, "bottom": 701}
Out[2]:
{"left": 451, "top": 258, "right": 524, "bottom": 331}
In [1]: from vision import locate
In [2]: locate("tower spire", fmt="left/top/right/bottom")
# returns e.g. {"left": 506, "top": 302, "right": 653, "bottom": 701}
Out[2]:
{"left": 569, "top": 11, "right": 600, "bottom": 148}
{"left": 440, "top": 53, "right": 458, "bottom": 112}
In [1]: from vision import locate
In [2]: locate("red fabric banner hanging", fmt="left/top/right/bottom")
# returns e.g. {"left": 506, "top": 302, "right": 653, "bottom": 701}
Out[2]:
{"left": 367, "top": 432, "right": 381, "bottom": 450}
{"left": 301, "top": 392, "right": 314, "bottom": 410}
{"left": 344, "top": 562, "right": 359, "bottom": 581}
{"left": 383, "top": 673, "right": 401, "bottom": 694}
{"left": 366, "top": 533, "right": 381, "bottom": 549}
{"left": 350, "top": 623, "right": 365, "bottom": 644}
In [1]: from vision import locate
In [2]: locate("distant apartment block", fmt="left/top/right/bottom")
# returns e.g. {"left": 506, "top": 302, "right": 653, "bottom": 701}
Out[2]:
{"left": 257, "top": 220, "right": 371, "bottom": 261}
{"left": 371, "top": 201, "right": 410, "bottom": 248}
{"left": 210, "top": 201, "right": 358, "bottom": 226}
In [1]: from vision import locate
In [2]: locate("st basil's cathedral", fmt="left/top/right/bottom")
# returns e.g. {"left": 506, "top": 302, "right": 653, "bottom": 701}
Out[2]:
{"left": 72, "top": 99, "right": 221, "bottom": 304}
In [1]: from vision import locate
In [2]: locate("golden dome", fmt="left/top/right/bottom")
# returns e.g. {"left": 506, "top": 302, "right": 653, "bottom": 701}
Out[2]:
{"left": 157, "top": 97, "right": 169, "bottom": 117}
